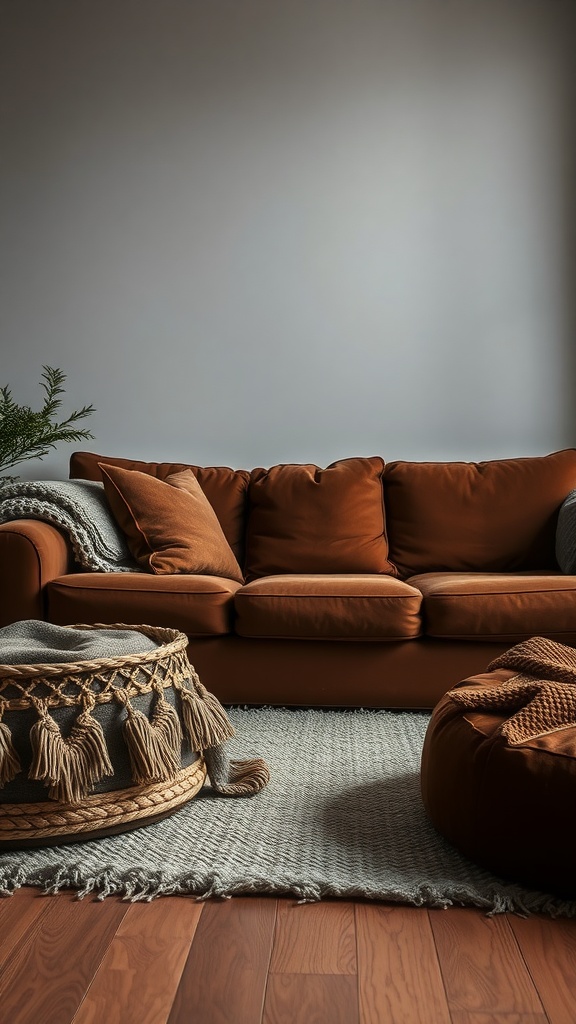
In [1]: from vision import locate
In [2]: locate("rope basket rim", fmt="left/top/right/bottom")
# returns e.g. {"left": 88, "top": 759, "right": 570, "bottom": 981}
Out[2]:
{"left": 0, "top": 623, "right": 189, "bottom": 680}
{"left": 0, "top": 758, "right": 206, "bottom": 842}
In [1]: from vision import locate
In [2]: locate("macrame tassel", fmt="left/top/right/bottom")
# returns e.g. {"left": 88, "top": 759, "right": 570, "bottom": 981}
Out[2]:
{"left": 151, "top": 686, "right": 183, "bottom": 753}
{"left": 0, "top": 701, "right": 21, "bottom": 787}
{"left": 118, "top": 690, "right": 181, "bottom": 785}
{"left": 28, "top": 698, "right": 114, "bottom": 804}
{"left": 204, "top": 743, "right": 270, "bottom": 797}
{"left": 177, "top": 674, "right": 236, "bottom": 752}
{"left": 74, "top": 700, "right": 115, "bottom": 789}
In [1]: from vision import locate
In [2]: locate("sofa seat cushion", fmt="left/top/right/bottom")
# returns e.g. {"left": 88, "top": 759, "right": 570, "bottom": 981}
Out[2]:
{"left": 234, "top": 574, "right": 422, "bottom": 640}
{"left": 409, "top": 571, "right": 576, "bottom": 642}
{"left": 244, "top": 458, "right": 397, "bottom": 579}
{"left": 47, "top": 573, "right": 241, "bottom": 636}
{"left": 384, "top": 450, "right": 576, "bottom": 577}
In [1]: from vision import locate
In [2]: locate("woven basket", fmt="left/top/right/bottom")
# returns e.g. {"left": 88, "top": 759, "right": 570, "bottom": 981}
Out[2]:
{"left": 0, "top": 623, "right": 232, "bottom": 848}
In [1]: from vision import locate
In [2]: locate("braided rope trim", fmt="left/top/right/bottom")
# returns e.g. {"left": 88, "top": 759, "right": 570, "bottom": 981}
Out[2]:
{"left": 0, "top": 758, "right": 206, "bottom": 841}
{"left": 0, "top": 623, "right": 193, "bottom": 712}
{"left": 0, "top": 623, "right": 186, "bottom": 677}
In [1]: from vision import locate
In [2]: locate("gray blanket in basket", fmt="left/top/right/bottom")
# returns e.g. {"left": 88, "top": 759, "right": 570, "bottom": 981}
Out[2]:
{"left": 0, "top": 619, "right": 158, "bottom": 664}
{"left": 0, "top": 479, "right": 138, "bottom": 573}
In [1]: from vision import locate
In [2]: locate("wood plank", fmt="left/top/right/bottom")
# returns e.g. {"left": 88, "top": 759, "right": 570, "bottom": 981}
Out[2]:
{"left": 429, "top": 909, "right": 543, "bottom": 1016}
{"left": 356, "top": 904, "right": 451, "bottom": 1024}
{"left": 1, "top": 892, "right": 574, "bottom": 1024}
{"left": 73, "top": 897, "right": 203, "bottom": 1024}
{"left": 0, "top": 888, "right": 52, "bottom": 969}
{"left": 450, "top": 1014, "right": 548, "bottom": 1024}
{"left": 269, "top": 900, "right": 356, "bottom": 975}
{"left": 263, "top": 973, "right": 358, "bottom": 1024}
{"left": 510, "top": 914, "right": 576, "bottom": 1024}
{"left": 168, "top": 896, "right": 277, "bottom": 1024}
{"left": 0, "top": 891, "right": 128, "bottom": 1024}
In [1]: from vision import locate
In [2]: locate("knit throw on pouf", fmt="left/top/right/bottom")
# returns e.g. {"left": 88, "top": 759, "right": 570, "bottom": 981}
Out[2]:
{"left": 448, "top": 636, "right": 576, "bottom": 745}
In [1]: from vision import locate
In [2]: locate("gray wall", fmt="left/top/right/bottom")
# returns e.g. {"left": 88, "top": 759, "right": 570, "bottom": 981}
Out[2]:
{"left": 1, "top": 0, "right": 575, "bottom": 478}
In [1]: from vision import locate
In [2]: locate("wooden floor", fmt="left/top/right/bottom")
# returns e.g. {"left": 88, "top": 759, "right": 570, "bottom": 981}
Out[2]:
{"left": 1, "top": 890, "right": 575, "bottom": 1024}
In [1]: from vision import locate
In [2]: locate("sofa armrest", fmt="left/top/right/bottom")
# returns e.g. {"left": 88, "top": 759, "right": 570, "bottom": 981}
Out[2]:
{"left": 0, "top": 520, "right": 74, "bottom": 627}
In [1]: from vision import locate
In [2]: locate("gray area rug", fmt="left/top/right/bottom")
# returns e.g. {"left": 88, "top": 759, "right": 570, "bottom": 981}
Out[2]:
{"left": 1, "top": 707, "right": 575, "bottom": 916}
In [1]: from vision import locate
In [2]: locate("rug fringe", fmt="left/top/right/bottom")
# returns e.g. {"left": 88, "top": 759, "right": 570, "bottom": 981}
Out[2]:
{"left": 2, "top": 868, "right": 576, "bottom": 918}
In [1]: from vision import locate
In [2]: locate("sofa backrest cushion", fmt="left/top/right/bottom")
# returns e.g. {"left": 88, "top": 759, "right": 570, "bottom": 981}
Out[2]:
{"left": 244, "top": 457, "right": 397, "bottom": 579}
{"left": 70, "top": 451, "right": 249, "bottom": 563}
{"left": 383, "top": 450, "right": 576, "bottom": 577}
{"left": 100, "top": 464, "right": 244, "bottom": 581}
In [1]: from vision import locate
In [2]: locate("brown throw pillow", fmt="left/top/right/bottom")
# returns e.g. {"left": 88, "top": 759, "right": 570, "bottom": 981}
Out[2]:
{"left": 244, "top": 457, "right": 397, "bottom": 579}
{"left": 70, "top": 450, "right": 250, "bottom": 562}
{"left": 99, "top": 463, "right": 244, "bottom": 581}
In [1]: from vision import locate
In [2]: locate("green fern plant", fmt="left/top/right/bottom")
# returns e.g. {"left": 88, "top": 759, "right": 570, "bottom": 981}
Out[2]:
{"left": 0, "top": 366, "right": 95, "bottom": 475}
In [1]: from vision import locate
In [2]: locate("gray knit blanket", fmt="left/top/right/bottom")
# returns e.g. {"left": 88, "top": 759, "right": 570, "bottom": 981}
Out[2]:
{"left": 0, "top": 479, "right": 138, "bottom": 573}
{"left": 0, "top": 619, "right": 158, "bottom": 663}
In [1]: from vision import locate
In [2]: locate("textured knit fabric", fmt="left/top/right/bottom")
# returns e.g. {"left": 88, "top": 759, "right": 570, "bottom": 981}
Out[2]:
{"left": 0, "top": 479, "right": 138, "bottom": 572}
{"left": 449, "top": 635, "right": 576, "bottom": 744}
{"left": 0, "top": 619, "right": 158, "bottom": 664}
{"left": 1, "top": 707, "right": 574, "bottom": 915}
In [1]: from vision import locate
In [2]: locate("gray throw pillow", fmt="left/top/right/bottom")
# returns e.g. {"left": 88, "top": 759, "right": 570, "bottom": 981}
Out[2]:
{"left": 555, "top": 489, "right": 576, "bottom": 573}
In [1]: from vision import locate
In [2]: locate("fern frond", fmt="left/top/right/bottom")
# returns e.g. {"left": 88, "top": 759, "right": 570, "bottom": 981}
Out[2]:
{"left": 0, "top": 367, "right": 95, "bottom": 475}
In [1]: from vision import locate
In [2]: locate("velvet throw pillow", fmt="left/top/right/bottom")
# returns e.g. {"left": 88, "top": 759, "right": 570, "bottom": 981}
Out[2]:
{"left": 244, "top": 457, "right": 397, "bottom": 579}
{"left": 99, "top": 463, "right": 244, "bottom": 582}
{"left": 70, "top": 450, "right": 250, "bottom": 563}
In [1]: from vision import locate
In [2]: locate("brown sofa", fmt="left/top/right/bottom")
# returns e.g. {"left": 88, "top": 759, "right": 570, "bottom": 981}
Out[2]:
{"left": 2, "top": 448, "right": 576, "bottom": 709}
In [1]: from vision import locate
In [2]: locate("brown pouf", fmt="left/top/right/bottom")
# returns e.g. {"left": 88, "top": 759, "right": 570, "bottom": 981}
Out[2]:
{"left": 421, "top": 636, "right": 576, "bottom": 899}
